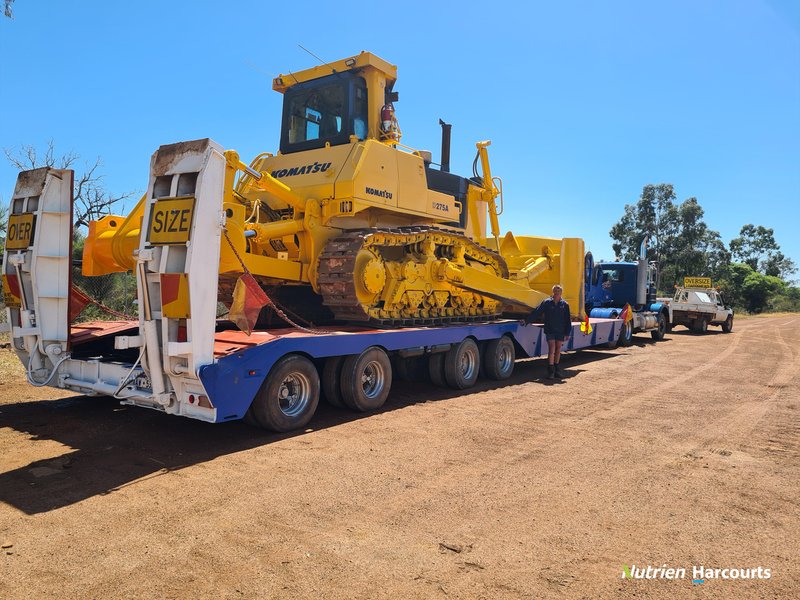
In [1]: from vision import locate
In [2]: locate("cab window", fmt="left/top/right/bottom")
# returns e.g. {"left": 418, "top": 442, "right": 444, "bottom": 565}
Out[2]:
{"left": 601, "top": 269, "right": 623, "bottom": 282}
{"left": 280, "top": 73, "right": 368, "bottom": 154}
{"left": 353, "top": 81, "right": 368, "bottom": 140}
{"left": 287, "top": 83, "right": 345, "bottom": 145}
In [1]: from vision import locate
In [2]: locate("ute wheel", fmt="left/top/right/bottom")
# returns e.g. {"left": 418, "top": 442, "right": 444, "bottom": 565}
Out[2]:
{"left": 483, "top": 335, "right": 516, "bottom": 381}
{"left": 341, "top": 347, "right": 392, "bottom": 412}
{"left": 428, "top": 352, "right": 447, "bottom": 387}
{"left": 694, "top": 318, "right": 708, "bottom": 334}
{"left": 722, "top": 315, "right": 734, "bottom": 333}
{"left": 618, "top": 321, "right": 633, "bottom": 347}
{"left": 444, "top": 338, "right": 481, "bottom": 390}
{"left": 321, "top": 356, "right": 345, "bottom": 408}
{"left": 251, "top": 354, "right": 320, "bottom": 432}
{"left": 651, "top": 312, "right": 667, "bottom": 341}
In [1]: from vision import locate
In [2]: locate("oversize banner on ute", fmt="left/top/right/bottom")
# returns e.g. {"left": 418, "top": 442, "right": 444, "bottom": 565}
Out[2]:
{"left": 684, "top": 277, "right": 712, "bottom": 288}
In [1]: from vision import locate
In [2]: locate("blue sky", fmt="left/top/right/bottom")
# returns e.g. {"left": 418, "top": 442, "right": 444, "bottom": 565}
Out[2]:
{"left": 1, "top": 1, "right": 798, "bottom": 269}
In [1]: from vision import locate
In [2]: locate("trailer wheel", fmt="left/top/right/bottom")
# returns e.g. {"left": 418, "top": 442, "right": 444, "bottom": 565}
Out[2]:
{"left": 444, "top": 338, "right": 480, "bottom": 389}
{"left": 722, "top": 315, "right": 734, "bottom": 333}
{"left": 651, "top": 313, "right": 667, "bottom": 341}
{"left": 483, "top": 335, "right": 515, "bottom": 381}
{"left": 321, "top": 356, "right": 345, "bottom": 408}
{"left": 393, "top": 355, "right": 421, "bottom": 382}
{"left": 341, "top": 347, "right": 392, "bottom": 412}
{"left": 243, "top": 405, "right": 260, "bottom": 427}
{"left": 428, "top": 352, "right": 447, "bottom": 387}
{"left": 252, "top": 354, "right": 320, "bottom": 432}
{"left": 618, "top": 321, "right": 633, "bottom": 347}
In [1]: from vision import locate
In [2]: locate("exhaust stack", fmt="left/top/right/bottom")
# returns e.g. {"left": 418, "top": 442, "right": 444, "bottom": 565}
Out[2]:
{"left": 439, "top": 118, "right": 451, "bottom": 173}
{"left": 637, "top": 237, "right": 648, "bottom": 307}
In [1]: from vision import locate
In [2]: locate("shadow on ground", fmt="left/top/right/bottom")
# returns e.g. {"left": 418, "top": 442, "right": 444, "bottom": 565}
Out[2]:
{"left": 0, "top": 349, "right": 623, "bottom": 515}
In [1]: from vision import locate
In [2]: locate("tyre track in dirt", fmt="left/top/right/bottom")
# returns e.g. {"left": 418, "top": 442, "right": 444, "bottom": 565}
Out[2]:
{"left": 0, "top": 316, "right": 798, "bottom": 599}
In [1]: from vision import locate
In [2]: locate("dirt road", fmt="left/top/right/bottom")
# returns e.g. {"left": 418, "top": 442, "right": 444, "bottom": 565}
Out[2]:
{"left": 0, "top": 315, "right": 797, "bottom": 599}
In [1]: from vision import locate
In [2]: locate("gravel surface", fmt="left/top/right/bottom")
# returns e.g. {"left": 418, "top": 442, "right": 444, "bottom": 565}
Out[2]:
{"left": 0, "top": 315, "right": 797, "bottom": 599}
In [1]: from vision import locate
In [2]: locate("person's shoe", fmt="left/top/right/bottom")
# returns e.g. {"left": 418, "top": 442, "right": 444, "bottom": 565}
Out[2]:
{"left": 546, "top": 365, "right": 555, "bottom": 380}
{"left": 554, "top": 363, "right": 565, "bottom": 379}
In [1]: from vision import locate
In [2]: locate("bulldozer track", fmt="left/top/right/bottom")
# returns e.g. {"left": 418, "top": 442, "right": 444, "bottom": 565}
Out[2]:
{"left": 317, "top": 227, "right": 509, "bottom": 327}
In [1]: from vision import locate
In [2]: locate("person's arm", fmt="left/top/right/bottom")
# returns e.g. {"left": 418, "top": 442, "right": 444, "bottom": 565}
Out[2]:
{"left": 563, "top": 302, "right": 572, "bottom": 339}
{"left": 525, "top": 299, "right": 546, "bottom": 324}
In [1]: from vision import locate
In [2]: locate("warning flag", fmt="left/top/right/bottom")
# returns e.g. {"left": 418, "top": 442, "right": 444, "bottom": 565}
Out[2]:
{"left": 228, "top": 273, "right": 270, "bottom": 335}
{"left": 69, "top": 286, "right": 92, "bottom": 321}
{"left": 620, "top": 303, "right": 633, "bottom": 324}
{"left": 580, "top": 313, "right": 593, "bottom": 335}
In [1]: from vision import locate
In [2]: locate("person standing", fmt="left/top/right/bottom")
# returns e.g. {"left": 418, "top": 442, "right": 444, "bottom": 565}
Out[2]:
{"left": 525, "top": 284, "right": 572, "bottom": 379}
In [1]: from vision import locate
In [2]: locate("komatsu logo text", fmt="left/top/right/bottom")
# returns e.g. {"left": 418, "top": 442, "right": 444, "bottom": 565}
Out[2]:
{"left": 270, "top": 162, "right": 332, "bottom": 178}
{"left": 365, "top": 187, "right": 393, "bottom": 200}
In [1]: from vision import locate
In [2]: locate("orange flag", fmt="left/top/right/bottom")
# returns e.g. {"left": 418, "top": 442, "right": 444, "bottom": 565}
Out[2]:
{"left": 580, "top": 313, "right": 593, "bottom": 335}
{"left": 69, "top": 286, "right": 92, "bottom": 321}
{"left": 620, "top": 303, "right": 633, "bottom": 324}
{"left": 228, "top": 273, "right": 270, "bottom": 335}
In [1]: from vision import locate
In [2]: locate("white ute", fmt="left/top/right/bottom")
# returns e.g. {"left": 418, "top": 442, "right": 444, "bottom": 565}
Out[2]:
{"left": 668, "top": 287, "right": 734, "bottom": 334}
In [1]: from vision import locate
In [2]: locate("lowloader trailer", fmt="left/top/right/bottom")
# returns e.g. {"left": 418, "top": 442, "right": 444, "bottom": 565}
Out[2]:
{"left": 58, "top": 317, "right": 622, "bottom": 431}
{"left": 2, "top": 164, "right": 623, "bottom": 432}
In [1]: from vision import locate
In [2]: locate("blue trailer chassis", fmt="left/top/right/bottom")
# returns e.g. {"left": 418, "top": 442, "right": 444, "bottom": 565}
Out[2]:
{"left": 198, "top": 318, "right": 622, "bottom": 423}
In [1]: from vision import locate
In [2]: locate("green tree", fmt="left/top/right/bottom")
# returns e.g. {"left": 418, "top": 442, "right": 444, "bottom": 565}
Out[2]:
{"left": 729, "top": 225, "right": 780, "bottom": 271}
{"left": 717, "top": 262, "right": 794, "bottom": 313}
{"left": 610, "top": 183, "right": 677, "bottom": 261}
{"left": 610, "top": 185, "right": 728, "bottom": 291}
{"left": 741, "top": 271, "right": 785, "bottom": 313}
{"left": 762, "top": 251, "right": 797, "bottom": 281}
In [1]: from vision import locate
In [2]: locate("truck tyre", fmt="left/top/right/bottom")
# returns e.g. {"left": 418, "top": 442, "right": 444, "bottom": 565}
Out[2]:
{"left": 722, "top": 315, "right": 734, "bottom": 333}
{"left": 340, "top": 347, "right": 392, "bottom": 412}
{"left": 252, "top": 354, "right": 320, "bottom": 432}
{"left": 243, "top": 405, "right": 260, "bottom": 427}
{"left": 651, "top": 313, "right": 667, "bottom": 341}
{"left": 321, "top": 356, "right": 345, "bottom": 408}
{"left": 395, "top": 355, "right": 429, "bottom": 382}
{"left": 618, "top": 321, "right": 633, "bottom": 347}
{"left": 694, "top": 318, "right": 708, "bottom": 334}
{"left": 444, "top": 338, "right": 480, "bottom": 389}
{"left": 483, "top": 335, "right": 515, "bottom": 381}
{"left": 428, "top": 352, "right": 447, "bottom": 387}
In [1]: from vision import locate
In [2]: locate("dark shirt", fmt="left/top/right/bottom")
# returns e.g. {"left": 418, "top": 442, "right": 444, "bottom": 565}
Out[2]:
{"left": 525, "top": 297, "right": 571, "bottom": 337}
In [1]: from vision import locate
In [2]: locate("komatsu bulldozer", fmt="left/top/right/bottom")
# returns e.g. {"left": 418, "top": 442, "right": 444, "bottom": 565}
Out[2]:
{"left": 81, "top": 51, "right": 586, "bottom": 326}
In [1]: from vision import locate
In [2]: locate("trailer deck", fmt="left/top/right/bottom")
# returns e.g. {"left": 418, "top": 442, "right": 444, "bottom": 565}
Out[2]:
{"left": 64, "top": 317, "right": 621, "bottom": 423}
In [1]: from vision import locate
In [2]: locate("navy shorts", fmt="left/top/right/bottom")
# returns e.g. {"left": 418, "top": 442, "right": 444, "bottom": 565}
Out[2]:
{"left": 546, "top": 333, "right": 565, "bottom": 342}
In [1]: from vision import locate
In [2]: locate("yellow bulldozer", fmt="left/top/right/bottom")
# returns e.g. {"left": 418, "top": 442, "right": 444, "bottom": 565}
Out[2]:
{"left": 82, "top": 51, "right": 585, "bottom": 326}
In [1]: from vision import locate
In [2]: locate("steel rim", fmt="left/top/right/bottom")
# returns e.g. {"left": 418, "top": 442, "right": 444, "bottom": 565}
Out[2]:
{"left": 277, "top": 372, "right": 312, "bottom": 417}
{"left": 361, "top": 360, "right": 386, "bottom": 399}
{"left": 461, "top": 346, "right": 478, "bottom": 380}
{"left": 497, "top": 343, "right": 513, "bottom": 373}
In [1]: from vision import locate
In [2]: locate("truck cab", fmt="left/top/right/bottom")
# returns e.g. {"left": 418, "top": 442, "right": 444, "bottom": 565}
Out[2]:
{"left": 583, "top": 249, "right": 671, "bottom": 345}
{"left": 585, "top": 261, "right": 656, "bottom": 310}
